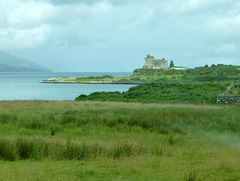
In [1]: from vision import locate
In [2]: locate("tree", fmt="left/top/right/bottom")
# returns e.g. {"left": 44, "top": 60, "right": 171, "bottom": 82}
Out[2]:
{"left": 170, "top": 60, "right": 174, "bottom": 68}
{"left": 204, "top": 64, "right": 208, "bottom": 67}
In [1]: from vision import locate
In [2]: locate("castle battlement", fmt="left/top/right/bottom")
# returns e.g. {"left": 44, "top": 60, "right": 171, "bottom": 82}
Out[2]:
{"left": 144, "top": 54, "right": 168, "bottom": 69}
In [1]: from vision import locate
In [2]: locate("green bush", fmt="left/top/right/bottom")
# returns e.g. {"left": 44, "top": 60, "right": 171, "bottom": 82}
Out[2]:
{"left": 76, "top": 82, "right": 226, "bottom": 103}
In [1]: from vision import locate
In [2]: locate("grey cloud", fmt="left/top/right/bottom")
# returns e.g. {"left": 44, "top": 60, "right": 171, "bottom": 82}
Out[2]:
{"left": 107, "top": 0, "right": 148, "bottom": 6}
{"left": 46, "top": 0, "right": 101, "bottom": 6}
{"left": 17, "top": 0, "right": 102, "bottom": 6}
{"left": 20, "top": 0, "right": 153, "bottom": 6}
{"left": 1, "top": 0, "right": 240, "bottom": 71}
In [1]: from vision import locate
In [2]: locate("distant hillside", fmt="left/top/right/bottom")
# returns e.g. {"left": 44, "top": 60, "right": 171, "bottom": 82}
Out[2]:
{"left": 0, "top": 51, "right": 51, "bottom": 72}
{"left": 131, "top": 64, "right": 240, "bottom": 82}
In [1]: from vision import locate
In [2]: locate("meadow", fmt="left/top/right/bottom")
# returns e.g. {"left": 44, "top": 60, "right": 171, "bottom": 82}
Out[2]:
{"left": 0, "top": 101, "right": 240, "bottom": 180}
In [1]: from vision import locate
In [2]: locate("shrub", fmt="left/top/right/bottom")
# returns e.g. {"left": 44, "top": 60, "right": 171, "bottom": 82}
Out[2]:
{"left": 76, "top": 82, "right": 226, "bottom": 104}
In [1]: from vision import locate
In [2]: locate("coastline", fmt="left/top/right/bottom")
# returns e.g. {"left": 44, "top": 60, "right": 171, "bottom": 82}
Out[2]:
{"left": 40, "top": 75, "right": 143, "bottom": 85}
{"left": 41, "top": 80, "right": 141, "bottom": 85}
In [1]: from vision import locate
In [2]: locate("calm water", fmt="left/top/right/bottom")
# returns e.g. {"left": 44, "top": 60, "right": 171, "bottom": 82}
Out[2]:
{"left": 0, "top": 72, "right": 133, "bottom": 101}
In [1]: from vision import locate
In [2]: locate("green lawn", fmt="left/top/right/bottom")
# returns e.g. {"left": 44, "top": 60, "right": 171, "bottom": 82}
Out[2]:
{"left": 0, "top": 101, "right": 240, "bottom": 180}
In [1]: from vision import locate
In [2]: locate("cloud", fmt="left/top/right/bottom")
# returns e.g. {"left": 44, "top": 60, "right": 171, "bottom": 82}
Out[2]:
{"left": 46, "top": 0, "right": 101, "bottom": 6}
{"left": 0, "top": 0, "right": 240, "bottom": 71}
{"left": 215, "top": 44, "right": 238, "bottom": 56}
{"left": 7, "top": 1, "right": 54, "bottom": 28}
{"left": 0, "top": 25, "right": 52, "bottom": 49}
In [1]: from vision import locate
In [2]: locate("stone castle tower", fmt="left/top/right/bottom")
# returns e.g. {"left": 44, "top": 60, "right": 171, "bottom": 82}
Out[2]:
{"left": 144, "top": 54, "right": 168, "bottom": 69}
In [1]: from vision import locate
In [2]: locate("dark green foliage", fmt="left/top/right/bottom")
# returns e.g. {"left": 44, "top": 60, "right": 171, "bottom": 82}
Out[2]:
{"left": 76, "top": 94, "right": 88, "bottom": 100}
{"left": 0, "top": 113, "right": 17, "bottom": 124}
{"left": 77, "top": 91, "right": 123, "bottom": 101}
{"left": 170, "top": 60, "right": 174, "bottom": 68}
{"left": 16, "top": 138, "right": 34, "bottom": 159}
{"left": 76, "top": 74, "right": 114, "bottom": 80}
{"left": 76, "top": 82, "right": 226, "bottom": 103}
{"left": 102, "top": 74, "right": 114, "bottom": 79}
{"left": 132, "top": 65, "right": 240, "bottom": 82}
{"left": 0, "top": 140, "right": 17, "bottom": 161}
{"left": 0, "top": 114, "right": 11, "bottom": 124}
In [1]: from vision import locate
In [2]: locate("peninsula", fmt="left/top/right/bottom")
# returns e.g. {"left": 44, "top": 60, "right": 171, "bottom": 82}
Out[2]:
{"left": 42, "top": 55, "right": 240, "bottom": 84}
{"left": 42, "top": 54, "right": 172, "bottom": 84}
{"left": 42, "top": 75, "right": 141, "bottom": 85}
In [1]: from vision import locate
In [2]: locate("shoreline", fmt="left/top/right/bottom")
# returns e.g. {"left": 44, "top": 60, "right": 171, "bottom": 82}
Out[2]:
{"left": 41, "top": 80, "right": 141, "bottom": 85}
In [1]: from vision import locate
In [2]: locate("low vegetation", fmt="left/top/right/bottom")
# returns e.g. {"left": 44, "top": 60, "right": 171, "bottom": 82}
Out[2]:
{"left": 2, "top": 64, "right": 240, "bottom": 180}
{"left": 230, "top": 83, "right": 240, "bottom": 95}
{"left": 43, "top": 64, "right": 240, "bottom": 85}
{"left": 132, "top": 64, "right": 240, "bottom": 83}
{"left": 76, "top": 82, "right": 227, "bottom": 103}
{"left": 0, "top": 101, "right": 240, "bottom": 180}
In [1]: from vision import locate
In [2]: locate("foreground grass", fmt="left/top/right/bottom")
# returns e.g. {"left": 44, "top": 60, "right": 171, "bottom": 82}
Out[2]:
{"left": 0, "top": 101, "right": 240, "bottom": 180}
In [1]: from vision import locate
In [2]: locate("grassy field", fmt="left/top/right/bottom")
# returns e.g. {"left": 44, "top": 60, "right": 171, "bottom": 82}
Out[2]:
{"left": 0, "top": 101, "right": 240, "bottom": 180}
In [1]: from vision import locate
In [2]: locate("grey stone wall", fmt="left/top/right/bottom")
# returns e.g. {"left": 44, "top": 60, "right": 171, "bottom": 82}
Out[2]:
{"left": 217, "top": 95, "right": 240, "bottom": 104}
{"left": 154, "top": 59, "right": 168, "bottom": 69}
{"left": 144, "top": 56, "right": 154, "bottom": 68}
{"left": 144, "top": 55, "right": 168, "bottom": 69}
{"left": 217, "top": 82, "right": 240, "bottom": 104}
{"left": 223, "top": 83, "right": 235, "bottom": 95}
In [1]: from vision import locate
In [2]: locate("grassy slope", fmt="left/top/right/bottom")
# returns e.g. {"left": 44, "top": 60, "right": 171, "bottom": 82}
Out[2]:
{"left": 0, "top": 101, "right": 240, "bottom": 180}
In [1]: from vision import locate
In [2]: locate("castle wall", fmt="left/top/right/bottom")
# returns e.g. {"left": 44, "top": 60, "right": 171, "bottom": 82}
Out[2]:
{"left": 154, "top": 59, "right": 168, "bottom": 69}
{"left": 144, "top": 55, "right": 168, "bottom": 69}
{"left": 144, "top": 57, "right": 155, "bottom": 68}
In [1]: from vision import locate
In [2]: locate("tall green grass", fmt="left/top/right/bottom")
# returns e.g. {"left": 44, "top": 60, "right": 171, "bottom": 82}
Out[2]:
{"left": 0, "top": 101, "right": 239, "bottom": 133}
{"left": 0, "top": 137, "right": 145, "bottom": 161}
{"left": 0, "top": 101, "right": 239, "bottom": 180}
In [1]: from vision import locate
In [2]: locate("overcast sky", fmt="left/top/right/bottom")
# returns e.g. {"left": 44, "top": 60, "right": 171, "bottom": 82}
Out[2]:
{"left": 0, "top": 0, "right": 239, "bottom": 72}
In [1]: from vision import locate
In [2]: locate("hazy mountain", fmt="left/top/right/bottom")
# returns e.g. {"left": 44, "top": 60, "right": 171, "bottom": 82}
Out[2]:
{"left": 0, "top": 51, "right": 51, "bottom": 72}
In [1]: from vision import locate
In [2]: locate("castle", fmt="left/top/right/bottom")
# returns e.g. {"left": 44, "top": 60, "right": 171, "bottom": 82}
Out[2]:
{"left": 144, "top": 54, "right": 168, "bottom": 69}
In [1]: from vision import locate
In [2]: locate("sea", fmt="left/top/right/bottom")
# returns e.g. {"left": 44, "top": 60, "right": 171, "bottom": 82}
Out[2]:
{"left": 0, "top": 72, "right": 134, "bottom": 101}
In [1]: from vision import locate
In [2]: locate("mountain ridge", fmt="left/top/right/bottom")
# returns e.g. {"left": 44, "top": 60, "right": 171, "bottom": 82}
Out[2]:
{"left": 0, "top": 51, "right": 51, "bottom": 72}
